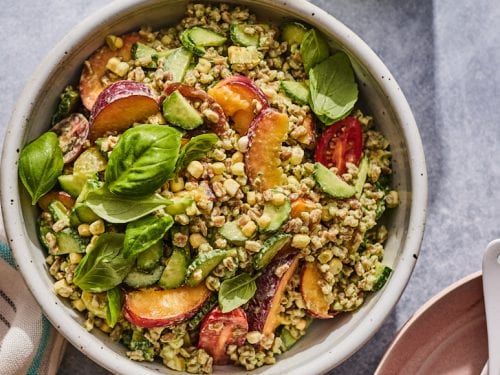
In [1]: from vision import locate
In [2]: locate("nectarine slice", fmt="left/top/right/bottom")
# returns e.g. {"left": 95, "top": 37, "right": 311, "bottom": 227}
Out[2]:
{"left": 124, "top": 284, "right": 212, "bottom": 328}
{"left": 246, "top": 108, "right": 289, "bottom": 191}
{"left": 50, "top": 113, "right": 89, "bottom": 164}
{"left": 89, "top": 80, "right": 158, "bottom": 140}
{"left": 198, "top": 306, "right": 248, "bottom": 365}
{"left": 80, "top": 33, "right": 144, "bottom": 111}
{"left": 246, "top": 253, "right": 300, "bottom": 335}
{"left": 300, "top": 262, "right": 335, "bottom": 319}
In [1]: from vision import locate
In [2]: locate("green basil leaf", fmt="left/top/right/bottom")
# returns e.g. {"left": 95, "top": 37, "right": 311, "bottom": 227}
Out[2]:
{"left": 105, "top": 124, "right": 182, "bottom": 196}
{"left": 73, "top": 233, "right": 133, "bottom": 293}
{"left": 106, "top": 287, "right": 123, "bottom": 328}
{"left": 218, "top": 272, "right": 259, "bottom": 313}
{"left": 85, "top": 185, "right": 171, "bottom": 224}
{"left": 309, "top": 52, "right": 358, "bottom": 124}
{"left": 18, "top": 132, "right": 64, "bottom": 205}
{"left": 300, "top": 28, "right": 330, "bottom": 72}
{"left": 175, "top": 133, "right": 219, "bottom": 174}
{"left": 124, "top": 214, "right": 173, "bottom": 258}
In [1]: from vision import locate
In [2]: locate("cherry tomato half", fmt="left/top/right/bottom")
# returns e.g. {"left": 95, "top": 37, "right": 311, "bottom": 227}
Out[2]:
{"left": 314, "top": 116, "right": 363, "bottom": 175}
{"left": 198, "top": 306, "right": 248, "bottom": 365}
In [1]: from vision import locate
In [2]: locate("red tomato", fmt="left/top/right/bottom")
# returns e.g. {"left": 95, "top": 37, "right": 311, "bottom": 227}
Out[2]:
{"left": 197, "top": 306, "right": 248, "bottom": 365}
{"left": 314, "top": 116, "right": 363, "bottom": 175}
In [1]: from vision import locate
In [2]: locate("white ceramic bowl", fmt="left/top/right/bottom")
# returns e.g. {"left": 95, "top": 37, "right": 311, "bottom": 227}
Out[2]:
{"left": 0, "top": 0, "right": 427, "bottom": 374}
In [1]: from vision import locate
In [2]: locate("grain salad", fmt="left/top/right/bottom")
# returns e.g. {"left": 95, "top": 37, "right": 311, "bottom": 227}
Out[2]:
{"left": 18, "top": 2, "right": 399, "bottom": 373}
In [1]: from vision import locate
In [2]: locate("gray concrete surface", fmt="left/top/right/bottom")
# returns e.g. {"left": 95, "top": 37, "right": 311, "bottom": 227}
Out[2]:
{"left": 1, "top": 0, "right": 499, "bottom": 374}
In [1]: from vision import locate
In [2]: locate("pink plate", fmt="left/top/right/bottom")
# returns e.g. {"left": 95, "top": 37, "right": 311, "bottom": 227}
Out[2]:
{"left": 376, "top": 271, "right": 487, "bottom": 374}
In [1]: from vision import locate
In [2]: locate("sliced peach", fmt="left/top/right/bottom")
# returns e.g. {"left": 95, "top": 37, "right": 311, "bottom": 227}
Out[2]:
{"left": 89, "top": 80, "right": 158, "bottom": 140}
{"left": 80, "top": 33, "right": 144, "bottom": 111}
{"left": 124, "top": 285, "right": 212, "bottom": 328}
{"left": 207, "top": 75, "right": 268, "bottom": 135}
{"left": 290, "top": 198, "right": 316, "bottom": 218}
{"left": 246, "top": 108, "right": 289, "bottom": 191}
{"left": 246, "top": 253, "right": 300, "bottom": 335}
{"left": 198, "top": 306, "right": 248, "bottom": 365}
{"left": 300, "top": 262, "right": 335, "bottom": 319}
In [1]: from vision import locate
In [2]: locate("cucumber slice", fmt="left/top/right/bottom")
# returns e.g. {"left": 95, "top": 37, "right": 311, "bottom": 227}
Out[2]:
{"left": 355, "top": 157, "right": 369, "bottom": 199}
{"left": 37, "top": 219, "right": 53, "bottom": 252}
{"left": 313, "top": 163, "right": 356, "bottom": 199}
{"left": 162, "top": 90, "right": 204, "bottom": 130}
{"left": 58, "top": 174, "right": 87, "bottom": 198}
{"left": 281, "top": 21, "right": 309, "bottom": 45}
{"left": 185, "top": 249, "right": 227, "bottom": 287}
{"left": 161, "top": 47, "right": 193, "bottom": 82}
{"left": 230, "top": 24, "right": 259, "bottom": 47}
{"left": 48, "top": 200, "right": 69, "bottom": 222}
{"left": 53, "top": 228, "right": 88, "bottom": 255}
{"left": 180, "top": 27, "right": 226, "bottom": 56}
{"left": 187, "top": 294, "right": 218, "bottom": 330}
{"left": 74, "top": 203, "right": 100, "bottom": 224}
{"left": 136, "top": 241, "right": 164, "bottom": 272}
{"left": 280, "top": 80, "right": 310, "bottom": 105}
{"left": 123, "top": 265, "right": 165, "bottom": 288}
{"left": 372, "top": 264, "right": 392, "bottom": 292}
{"left": 261, "top": 199, "right": 291, "bottom": 233}
{"left": 253, "top": 233, "right": 292, "bottom": 270}
{"left": 278, "top": 317, "right": 313, "bottom": 350}
{"left": 81, "top": 291, "right": 107, "bottom": 319}
{"left": 131, "top": 42, "right": 158, "bottom": 68}
{"left": 158, "top": 248, "right": 190, "bottom": 289}
{"left": 219, "top": 221, "right": 248, "bottom": 244}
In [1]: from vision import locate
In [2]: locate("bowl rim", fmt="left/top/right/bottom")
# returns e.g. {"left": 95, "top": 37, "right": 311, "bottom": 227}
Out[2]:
{"left": 0, "top": 0, "right": 428, "bottom": 373}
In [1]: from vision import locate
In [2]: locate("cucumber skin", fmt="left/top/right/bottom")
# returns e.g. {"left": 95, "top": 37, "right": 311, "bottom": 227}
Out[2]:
{"left": 230, "top": 24, "right": 259, "bottom": 47}
{"left": 158, "top": 248, "right": 189, "bottom": 289}
{"left": 187, "top": 294, "right": 218, "bottom": 330}
{"left": 372, "top": 264, "right": 392, "bottom": 292}
{"left": 185, "top": 250, "right": 227, "bottom": 287}
{"left": 261, "top": 200, "right": 291, "bottom": 233}
{"left": 136, "top": 241, "right": 164, "bottom": 272}
{"left": 252, "top": 233, "right": 292, "bottom": 270}
{"left": 281, "top": 21, "right": 309, "bottom": 45}
{"left": 124, "top": 265, "right": 165, "bottom": 288}
{"left": 313, "top": 163, "right": 356, "bottom": 199}
{"left": 219, "top": 221, "right": 248, "bottom": 244}
{"left": 280, "top": 80, "right": 310, "bottom": 106}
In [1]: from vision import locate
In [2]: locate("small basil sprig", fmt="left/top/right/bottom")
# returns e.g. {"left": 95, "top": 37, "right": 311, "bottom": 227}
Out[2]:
{"left": 18, "top": 132, "right": 64, "bottom": 204}
{"left": 218, "top": 272, "right": 260, "bottom": 313}
{"left": 73, "top": 233, "right": 134, "bottom": 293}
{"left": 175, "top": 133, "right": 219, "bottom": 174}
{"left": 309, "top": 52, "right": 358, "bottom": 124}
{"left": 85, "top": 186, "right": 174, "bottom": 224}
{"left": 105, "top": 124, "right": 182, "bottom": 196}
{"left": 106, "top": 287, "right": 123, "bottom": 328}
{"left": 300, "top": 28, "right": 330, "bottom": 72}
{"left": 124, "top": 214, "right": 173, "bottom": 258}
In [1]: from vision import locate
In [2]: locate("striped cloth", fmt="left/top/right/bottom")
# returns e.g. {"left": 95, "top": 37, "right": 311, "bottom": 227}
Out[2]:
{"left": 0, "top": 219, "right": 66, "bottom": 374}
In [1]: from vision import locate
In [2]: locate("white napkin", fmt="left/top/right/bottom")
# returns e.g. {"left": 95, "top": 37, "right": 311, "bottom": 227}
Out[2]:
{"left": 0, "top": 214, "right": 66, "bottom": 375}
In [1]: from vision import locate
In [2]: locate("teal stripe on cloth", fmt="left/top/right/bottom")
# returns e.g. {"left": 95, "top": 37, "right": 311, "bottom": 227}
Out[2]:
{"left": 0, "top": 240, "right": 52, "bottom": 374}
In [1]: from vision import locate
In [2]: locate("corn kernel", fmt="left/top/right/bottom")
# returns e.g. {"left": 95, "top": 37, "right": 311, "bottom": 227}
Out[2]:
{"left": 211, "top": 162, "right": 226, "bottom": 175}
{"left": 237, "top": 136, "right": 249, "bottom": 153}
{"left": 187, "top": 160, "right": 204, "bottom": 179}
{"left": 69, "top": 252, "right": 83, "bottom": 265}
{"left": 289, "top": 146, "right": 304, "bottom": 165}
{"left": 89, "top": 220, "right": 105, "bottom": 236}
{"left": 271, "top": 192, "right": 286, "bottom": 206}
{"left": 78, "top": 223, "right": 91, "bottom": 237}
{"left": 247, "top": 191, "right": 256, "bottom": 205}
{"left": 170, "top": 176, "right": 185, "bottom": 192}
{"left": 223, "top": 179, "right": 240, "bottom": 197}
{"left": 292, "top": 234, "right": 311, "bottom": 249}
{"left": 231, "top": 151, "right": 244, "bottom": 163}
{"left": 257, "top": 214, "right": 271, "bottom": 229}
{"left": 71, "top": 299, "right": 86, "bottom": 312}
{"left": 230, "top": 162, "right": 246, "bottom": 176}
{"left": 105, "top": 35, "right": 123, "bottom": 51}
{"left": 189, "top": 233, "right": 207, "bottom": 249}
{"left": 329, "top": 258, "right": 343, "bottom": 275}
{"left": 241, "top": 221, "right": 257, "bottom": 237}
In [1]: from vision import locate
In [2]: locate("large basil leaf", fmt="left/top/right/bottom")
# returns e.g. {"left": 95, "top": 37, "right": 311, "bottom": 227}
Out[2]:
{"left": 300, "top": 28, "right": 330, "bottom": 72}
{"left": 124, "top": 214, "right": 173, "bottom": 258}
{"left": 218, "top": 272, "right": 259, "bottom": 313}
{"left": 73, "top": 233, "right": 133, "bottom": 293}
{"left": 106, "top": 287, "right": 123, "bottom": 328}
{"left": 18, "top": 132, "right": 64, "bottom": 204}
{"left": 105, "top": 124, "right": 182, "bottom": 196}
{"left": 175, "top": 133, "right": 219, "bottom": 174}
{"left": 309, "top": 52, "right": 359, "bottom": 125}
{"left": 85, "top": 185, "right": 171, "bottom": 224}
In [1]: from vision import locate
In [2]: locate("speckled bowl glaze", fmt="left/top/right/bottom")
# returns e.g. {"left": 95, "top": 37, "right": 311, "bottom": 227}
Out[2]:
{"left": 0, "top": 0, "right": 427, "bottom": 374}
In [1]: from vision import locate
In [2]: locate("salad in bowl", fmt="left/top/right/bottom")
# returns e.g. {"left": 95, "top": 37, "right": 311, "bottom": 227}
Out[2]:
{"left": 17, "top": 2, "right": 399, "bottom": 373}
